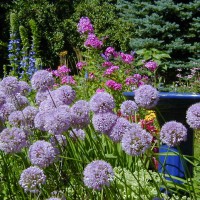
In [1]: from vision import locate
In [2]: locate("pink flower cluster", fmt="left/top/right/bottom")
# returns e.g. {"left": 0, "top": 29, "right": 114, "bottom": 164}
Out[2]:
{"left": 104, "top": 65, "right": 119, "bottom": 76}
{"left": 104, "top": 47, "right": 118, "bottom": 58}
{"left": 106, "top": 80, "right": 122, "bottom": 90}
{"left": 76, "top": 61, "right": 87, "bottom": 70}
{"left": 61, "top": 76, "right": 76, "bottom": 85}
{"left": 77, "top": 17, "right": 94, "bottom": 34}
{"left": 125, "top": 74, "right": 149, "bottom": 88}
{"left": 52, "top": 65, "right": 71, "bottom": 77}
{"left": 102, "top": 61, "right": 113, "bottom": 68}
{"left": 144, "top": 61, "right": 158, "bottom": 72}
{"left": 120, "top": 52, "right": 134, "bottom": 64}
{"left": 84, "top": 33, "right": 103, "bottom": 49}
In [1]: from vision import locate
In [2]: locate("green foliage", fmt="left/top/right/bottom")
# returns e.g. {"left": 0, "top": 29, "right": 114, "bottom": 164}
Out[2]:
{"left": 117, "top": 0, "right": 200, "bottom": 82}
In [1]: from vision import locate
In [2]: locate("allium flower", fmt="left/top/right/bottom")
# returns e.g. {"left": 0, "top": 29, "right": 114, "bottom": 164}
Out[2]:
{"left": 92, "top": 112, "right": 118, "bottom": 134}
{"left": 50, "top": 134, "right": 67, "bottom": 147}
{"left": 35, "top": 89, "right": 49, "bottom": 105}
{"left": 43, "top": 107, "right": 71, "bottom": 135}
{"left": 77, "top": 16, "right": 94, "bottom": 34}
{"left": 29, "top": 140, "right": 57, "bottom": 168}
{"left": 144, "top": 60, "right": 158, "bottom": 72}
{"left": 7, "top": 93, "right": 29, "bottom": 110}
{"left": 83, "top": 160, "right": 114, "bottom": 190}
{"left": 8, "top": 111, "right": 24, "bottom": 127}
{"left": 106, "top": 80, "right": 122, "bottom": 90}
{"left": 108, "top": 117, "right": 133, "bottom": 142}
{"left": 186, "top": 102, "right": 200, "bottom": 129}
{"left": 84, "top": 33, "right": 103, "bottom": 49}
{"left": 39, "top": 98, "right": 57, "bottom": 112}
{"left": 104, "top": 65, "right": 119, "bottom": 76}
{"left": 31, "top": 70, "right": 54, "bottom": 91}
{"left": 0, "top": 91, "right": 6, "bottom": 106}
{"left": 0, "top": 127, "right": 28, "bottom": 153}
{"left": 23, "top": 106, "right": 39, "bottom": 128}
{"left": 18, "top": 80, "right": 31, "bottom": 95}
{"left": 120, "top": 52, "right": 134, "bottom": 64}
{"left": 76, "top": 61, "right": 87, "bottom": 70}
{"left": 0, "top": 102, "right": 17, "bottom": 121}
{"left": 120, "top": 100, "right": 138, "bottom": 116}
{"left": 0, "top": 76, "right": 20, "bottom": 95}
{"left": 160, "top": 121, "right": 187, "bottom": 147}
{"left": 69, "top": 128, "right": 86, "bottom": 141}
{"left": 134, "top": 84, "right": 159, "bottom": 109}
{"left": 34, "top": 111, "right": 46, "bottom": 131}
{"left": 19, "top": 166, "right": 46, "bottom": 193}
{"left": 90, "top": 92, "right": 115, "bottom": 113}
{"left": 121, "top": 123, "right": 153, "bottom": 156}
{"left": 70, "top": 100, "right": 90, "bottom": 128}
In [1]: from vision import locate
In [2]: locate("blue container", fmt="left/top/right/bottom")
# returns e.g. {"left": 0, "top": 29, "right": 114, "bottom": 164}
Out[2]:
{"left": 123, "top": 92, "right": 200, "bottom": 181}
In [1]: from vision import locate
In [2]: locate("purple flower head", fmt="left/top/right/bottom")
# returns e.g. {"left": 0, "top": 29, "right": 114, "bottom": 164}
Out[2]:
{"left": 102, "top": 61, "right": 113, "bottom": 68}
{"left": 8, "top": 111, "right": 24, "bottom": 127}
{"left": 61, "top": 75, "right": 76, "bottom": 85}
{"left": 90, "top": 92, "right": 115, "bottom": 114}
{"left": 76, "top": 61, "right": 87, "bottom": 70}
{"left": 83, "top": 160, "right": 114, "bottom": 190}
{"left": 96, "top": 88, "right": 105, "bottom": 93}
{"left": 29, "top": 140, "right": 57, "bottom": 168}
{"left": 35, "top": 89, "right": 49, "bottom": 105}
{"left": 134, "top": 84, "right": 159, "bottom": 109}
{"left": 77, "top": 16, "right": 94, "bottom": 34}
{"left": 23, "top": 106, "right": 39, "bottom": 129}
{"left": 0, "top": 102, "right": 17, "bottom": 121}
{"left": 160, "top": 121, "right": 187, "bottom": 147}
{"left": 186, "top": 102, "right": 200, "bottom": 129}
{"left": 39, "top": 98, "right": 57, "bottom": 112}
{"left": 104, "top": 47, "right": 117, "bottom": 58}
{"left": 19, "top": 166, "right": 46, "bottom": 193}
{"left": 69, "top": 128, "right": 86, "bottom": 141}
{"left": 104, "top": 65, "right": 119, "bottom": 76}
{"left": 18, "top": 81, "right": 31, "bottom": 95}
{"left": 7, "top": 93, "right": 29, "bottom": 110}
{"left": 0, "top": 76, "right": 20, "bottom": 95}
{"left": 34, "top": 111, "right": 48, "bottom": 131}
{"left": 121, "top": 123, "right": 153, "bottom": 156}
{"left": 108, "top": 117, "right": 133, "bottom": 142}
{"left": 84, "top": 33, "right": 103, "bottom": 49}
{"left": 120, "top": 52, "right": 134, "bottom": 64}
{"left": 50, "top": 134, "right": 67, "bottom": 147}
{"left": 70, "top": 100, "right": 90, "bottom": 129}
{"left": 0, "top": 91, "right": 6, "bottom": 106}
{"left": 0, "top": 127, "right": 28, "bottom": 153}
{"left": 106, "top": 80, "right": 122, "bottom": 91}
{"left": 43, "top": 107, "right": 71, "bottom": 135}
{"left": 92, "top": 112, "right": 118, "bottom": 134}
{"left": 120, "top": 100, "right": 138, "bottom": 116}
{"left": 144, "top": 60, "right": 158, "bottom": 72}
{"left": 31, "top": 70, "right": 54, "bottom": 91}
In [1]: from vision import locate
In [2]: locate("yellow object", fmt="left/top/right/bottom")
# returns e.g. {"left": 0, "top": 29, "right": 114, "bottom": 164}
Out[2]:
{"left": 145, "top": 110, "right": 156, "bottom": 121}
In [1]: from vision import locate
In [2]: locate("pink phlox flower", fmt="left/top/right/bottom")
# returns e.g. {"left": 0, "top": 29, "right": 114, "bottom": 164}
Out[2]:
{"left": 52, "top": 70, "right": 59, "bottom": 77}
{"left": 84, "top": 33, "right": 103, "bottom": 49}
{"left": 144, "top": 61, "right": 158, "bottom": 72}
{"left": 104, "top": 65, "right": 119, "bottom": 75}
{"left": 76, "top": 61, "right": 87, "bottom": 70}
{"left": 96, "top": 88, "right": 105, "bottom": 93}
{"left": 58, "top": 65, "right": 71, "bottom": 74}
{"left": 104, "top": 47, "right": 118, "bottom": 58}
{"left": 77, "top": 16, "right": 94, "bottom": 34}
{"left": 106, "top": 80, "right": 122, "bottom": 90}
{"left": 61, "top": 76, "right": 76, "bottom": 85}
{"left": 120, "top": 52, "right": 134, "bottom": 64}
{"left": 89, "top": 73, "right": 95, "bottom": 79}
{"left": 102, "top": 61, "right": 113, "bottom": 68}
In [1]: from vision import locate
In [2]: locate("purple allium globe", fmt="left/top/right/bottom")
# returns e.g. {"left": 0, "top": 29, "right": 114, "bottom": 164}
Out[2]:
{"left": 70, "top": 100, "right": 90, "bottom": 129}
{"left": 0, "top": 127, "right": 28, "bottom": 153}
{"left": 77, "top": 16, "right": 94, "bottom": 34}
{"left": 0, "top": 76, "right": 20, "bottom": 95}
{"left": 50, "top": 134, "right": 67, "bottom": 147}
{"left": 134, "top": 84, "right": 159, "bottom": 109}
{"left": 34, "top": 111, "right": 47, "bottom": 131}
{"left": 108, "top": 117, "right": 133, "bottom": 142}
{"left": 160, "top": 121, "right": 187, "bottom": 147}
{"left": 29, "top": 140, "right": 57, "bottom": 168}
{"left": 0, "top": 91, "right": 6, "bottom": 106}
{"left": 120, "top": 100, "right": 138, "bottom": 116}
{"left": 90, "top": 92, "right": 115, "bottom": 113}
{"left": 19, "top": 166, "right": 46, "bottom": 193}
{"left": 43, "top": 107, "right": 71, "bottom": 135}
{"left": 0, "top": 102, "right": 17, "bottom": 121}
{"left": 186, "top": 102, "right": 200, "bottom": 129}
{"left": 83, "top": 160, "right": 114, "bottom": 190}
{"left": 69, "top": 128, "right": 86, "bottom": 141}
{"left": 35, "top": 89, "right": 49, "bottom": 105}
{"left": 39, "top": 98, "right": 57, "bottom": 112}
{"left": 31, "top": 70, "right": 54, "bottom": 91}
{"left": 18, "top": 80, "right": 31, "bottom": 95}
{"left": 8, "top": 111, "right": 24, "bottom": 127}
{"left": 121, "top": 123, "right": 153, "bottom": 156}
{"left": 23, "top": 106, "right": 39, "bottom": 128}
{"left": 92, "top": 112, "right": 118, "bottom": 134}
